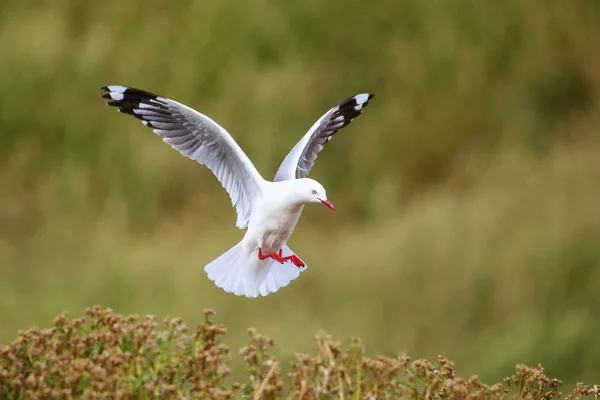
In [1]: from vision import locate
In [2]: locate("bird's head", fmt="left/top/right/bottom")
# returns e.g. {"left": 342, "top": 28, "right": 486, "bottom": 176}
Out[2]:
{"left": 296, "top": 178, "right": 334, "bottom": 211}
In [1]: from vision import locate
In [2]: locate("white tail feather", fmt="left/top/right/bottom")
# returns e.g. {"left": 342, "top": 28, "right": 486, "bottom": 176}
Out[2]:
{"left": 204, "top": 243, "right": 307, "bottom": 298}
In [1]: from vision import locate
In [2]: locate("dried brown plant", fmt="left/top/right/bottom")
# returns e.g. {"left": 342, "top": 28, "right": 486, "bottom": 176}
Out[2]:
{"left": 0, "top": 308, "right": 597, "bottom": 399}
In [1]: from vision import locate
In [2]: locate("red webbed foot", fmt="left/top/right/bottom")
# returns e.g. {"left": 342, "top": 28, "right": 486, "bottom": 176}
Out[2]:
{"left": 258, "top": 248, "right": 285, "bottom": 264}
{"left": 278, "top": 250, "right": 305, "bottom": 268}
{"left": 287, "top": 255, "right": 305, "bottom": 268}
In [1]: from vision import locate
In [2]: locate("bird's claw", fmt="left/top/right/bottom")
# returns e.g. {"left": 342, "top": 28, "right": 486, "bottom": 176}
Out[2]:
{"left": 286, "top": 255, "right": 305, "bottom": 268}
{"left": 258, "top": 248, "right": 285, "bottom": 264}
{"left": 258, "top": 248, "right": 305, "bottom": 268}
{"left": 278, "top": 250, "right": 305, "bottom": 268}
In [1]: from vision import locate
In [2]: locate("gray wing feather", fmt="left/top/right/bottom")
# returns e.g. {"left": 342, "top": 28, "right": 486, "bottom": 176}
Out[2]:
{"left": 102, "top": 85, "right": 264, "bottom": 229}
{"left": 274, "top": 93, "right": 374, "bottom": 182}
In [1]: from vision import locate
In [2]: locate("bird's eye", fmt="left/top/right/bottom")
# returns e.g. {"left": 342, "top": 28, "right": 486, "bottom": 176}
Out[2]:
{"left": 311, "top": 189, "right": 317, "bottom": 195}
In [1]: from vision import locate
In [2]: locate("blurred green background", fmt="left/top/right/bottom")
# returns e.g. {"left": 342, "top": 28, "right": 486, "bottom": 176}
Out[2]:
{"left": 1, "top": 0, "right": 600, "bottom": 388}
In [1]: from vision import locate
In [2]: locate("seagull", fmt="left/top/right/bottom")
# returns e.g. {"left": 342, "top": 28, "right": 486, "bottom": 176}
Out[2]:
{"left": 101, "top": 85, "right": 374, "bottom": 298}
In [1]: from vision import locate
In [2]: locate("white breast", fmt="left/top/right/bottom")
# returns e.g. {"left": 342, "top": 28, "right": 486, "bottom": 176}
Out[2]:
{"left": 245, "top": 200, "right": 304, "bottom": 253}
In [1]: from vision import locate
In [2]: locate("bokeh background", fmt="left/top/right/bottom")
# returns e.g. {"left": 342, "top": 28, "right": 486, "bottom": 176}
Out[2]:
{"left": 1, "top": 0, "right": 600, "bottom": 388}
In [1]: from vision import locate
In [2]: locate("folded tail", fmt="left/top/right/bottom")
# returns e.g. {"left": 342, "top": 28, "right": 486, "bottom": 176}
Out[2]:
{"left": 204, "top": 243, "right": 308, "bottom": 298}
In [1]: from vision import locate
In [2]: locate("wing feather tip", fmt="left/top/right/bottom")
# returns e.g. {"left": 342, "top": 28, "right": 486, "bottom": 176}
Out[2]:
{"left": 275, "top": 92, "right": 375, "bottom": 181}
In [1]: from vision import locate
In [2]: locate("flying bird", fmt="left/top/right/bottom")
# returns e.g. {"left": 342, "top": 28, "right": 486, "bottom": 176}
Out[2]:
{"left": 101, "top": 85, "right": 373, "bottom": 298}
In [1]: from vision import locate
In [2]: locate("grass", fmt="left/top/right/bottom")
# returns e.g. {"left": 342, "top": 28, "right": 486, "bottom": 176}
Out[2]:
{"left": 1, "top": 307, "right": 598, "bottom": 399}
{"left": 2, "top": 135, "right": 600, "bottom": 390}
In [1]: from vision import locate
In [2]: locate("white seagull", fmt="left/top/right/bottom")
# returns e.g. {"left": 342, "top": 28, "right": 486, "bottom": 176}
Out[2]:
{"left": 101, "top": 85, "right": 374, "bottom": 298}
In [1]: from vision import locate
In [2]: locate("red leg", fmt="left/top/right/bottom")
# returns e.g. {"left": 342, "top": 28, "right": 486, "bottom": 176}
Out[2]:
{"left": 260, "top": 248, "right": 305, "bottom": 268}
{"left": 258, "top": 248, "right": 284, "bottom": 264}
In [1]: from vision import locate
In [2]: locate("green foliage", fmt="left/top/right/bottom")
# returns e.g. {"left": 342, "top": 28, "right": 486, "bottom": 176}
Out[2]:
{"left": 1, "top": 308, "right": 598, "bottom": 400}
{"left": 1, "top": 0, "right": 600, "bottom": 223}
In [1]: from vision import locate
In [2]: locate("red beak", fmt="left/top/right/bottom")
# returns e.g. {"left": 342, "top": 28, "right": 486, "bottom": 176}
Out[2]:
{"left": 320, "top": 199, "right": 335, "bottom": 211}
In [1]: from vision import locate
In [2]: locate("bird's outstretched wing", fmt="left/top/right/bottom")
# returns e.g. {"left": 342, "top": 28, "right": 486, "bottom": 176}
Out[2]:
{"left": 273, "top": 93, "right": 374, "bottom": 181}
{"left": 102, "top": 85, "right": 264, "bottom": 229}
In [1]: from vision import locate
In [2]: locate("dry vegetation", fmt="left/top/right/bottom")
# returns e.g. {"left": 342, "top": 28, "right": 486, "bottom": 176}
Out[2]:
{"left": 1, "top": 308, "right": 598, "bottom": 400}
